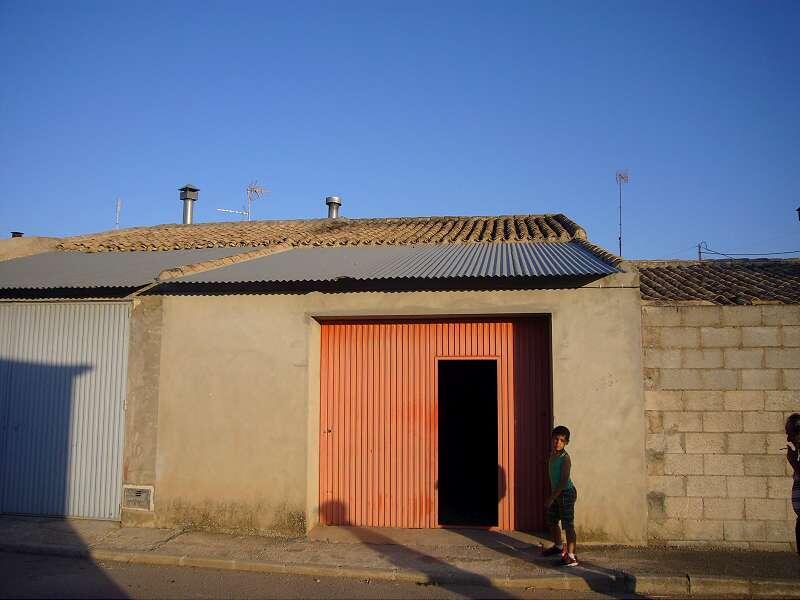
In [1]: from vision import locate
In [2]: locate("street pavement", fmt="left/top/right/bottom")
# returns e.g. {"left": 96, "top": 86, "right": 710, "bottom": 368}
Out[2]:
{"left": 0, "top": 516, "right": 798, "bottom": 598}
{"left": 0, "top": 552, "right": 622, "bottom": 599}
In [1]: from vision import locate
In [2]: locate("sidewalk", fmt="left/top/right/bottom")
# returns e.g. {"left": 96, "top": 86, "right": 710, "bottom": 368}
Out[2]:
{"left": 1, "top": 515, "right": 798, "bottom": 597}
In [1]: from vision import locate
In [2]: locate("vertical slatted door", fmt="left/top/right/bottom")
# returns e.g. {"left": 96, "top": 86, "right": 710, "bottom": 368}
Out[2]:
{"left": 319, "top": 322, "right": 437, "bottom": 528}
{"left": 0, "top": 302, "right": 130, "bottom": 520}
{"left": 319, "top": 318, "right": 551, "bottom": 530}
{"left": 513, "top": 317, "right": 553, "bottom": 532}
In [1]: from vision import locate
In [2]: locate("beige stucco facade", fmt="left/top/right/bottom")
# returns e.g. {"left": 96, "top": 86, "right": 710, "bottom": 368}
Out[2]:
{"left": 122, "top": 269, "right": 647, "bottom": 543}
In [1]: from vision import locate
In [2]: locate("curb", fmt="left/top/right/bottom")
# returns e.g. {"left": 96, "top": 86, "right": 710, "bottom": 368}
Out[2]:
{"left": 0, "top": 542, "right": 625, "bottom": 591}
{"left": 2, "top": 542, "right": 798, "bottom": 597}
{"left": 628, "top": 575, "right": 689, "bottom": 596}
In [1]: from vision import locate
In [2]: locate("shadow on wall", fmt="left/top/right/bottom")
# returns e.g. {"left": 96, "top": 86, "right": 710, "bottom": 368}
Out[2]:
{"left": 0, "top": 359, "right": 91, "bottom": 516}
{"left": 0, "top": 358, "right": 126, "bottom": 597}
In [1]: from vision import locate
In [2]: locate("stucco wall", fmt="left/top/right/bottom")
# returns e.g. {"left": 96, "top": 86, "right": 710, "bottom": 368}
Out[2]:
{"left": 143, "top": 276, "right": 645, "bottom": 542}
{"left": 121, "top": 296, "right": 163, "bottom": 527}
{"left": 643, "top": 304, "right": 799, "bottom": 551}
{"left": 0, "top": 236, "right": 59, "bottom": 262}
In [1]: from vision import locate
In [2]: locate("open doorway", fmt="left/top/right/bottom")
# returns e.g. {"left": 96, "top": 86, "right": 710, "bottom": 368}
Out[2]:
{"left": 438, "top": 359, "right": 498, "bottom": 527}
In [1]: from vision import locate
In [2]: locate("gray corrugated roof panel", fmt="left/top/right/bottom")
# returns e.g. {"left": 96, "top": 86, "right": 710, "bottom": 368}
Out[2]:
{"left": 172, "top": 242, "right": 618, "bottom": 284}
{"left": 365, "top": 243, "right": 615, "bottom": 278}
{"left": 0, "top": 248, "right": 258, "bottom": 289}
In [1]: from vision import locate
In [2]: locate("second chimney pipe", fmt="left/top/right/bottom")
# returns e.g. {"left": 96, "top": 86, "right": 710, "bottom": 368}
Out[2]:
{"left": 179, "top": 184, "right": 200, "bottom": 224}
{"left": 326, "top": 196, "right": 341, "bottom": 219}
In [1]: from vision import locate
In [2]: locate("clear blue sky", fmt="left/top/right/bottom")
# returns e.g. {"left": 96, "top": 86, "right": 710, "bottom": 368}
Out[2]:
{"left": 1, "top": 1, "right": 798, "bottom": 259}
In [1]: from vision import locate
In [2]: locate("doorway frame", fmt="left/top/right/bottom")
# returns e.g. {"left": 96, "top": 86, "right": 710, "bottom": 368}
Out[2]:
{"left": 435, "top": 355, "right": 501, "bottom": 529}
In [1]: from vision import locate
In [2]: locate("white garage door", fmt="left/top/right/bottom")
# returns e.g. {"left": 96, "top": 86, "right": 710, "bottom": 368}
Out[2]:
{"left": 0, "top": 302, "right": 129, "bottom": 520}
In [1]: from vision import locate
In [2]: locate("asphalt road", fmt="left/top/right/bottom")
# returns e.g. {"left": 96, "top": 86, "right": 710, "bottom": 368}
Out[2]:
{"left": 0, "top": 552, "right": 660, "bottom": 599}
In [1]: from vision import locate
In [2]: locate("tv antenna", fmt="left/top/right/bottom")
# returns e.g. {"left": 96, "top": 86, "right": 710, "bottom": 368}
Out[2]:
{"left": 115, "top": 197, "right": 123, "bottom": 229}
{"left": 615, "top": 170, "right": 630, "bottom": 257}
{"left": 217, "top": 181, "right": 269, "bottom": 221}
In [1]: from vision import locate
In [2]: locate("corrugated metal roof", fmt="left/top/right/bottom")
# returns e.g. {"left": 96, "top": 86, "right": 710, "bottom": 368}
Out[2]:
{"left": 173, "top": 242, "right": 618, "bottom": 284}
{"left": 0, "top": 248, "right": 257, "bottom": 289}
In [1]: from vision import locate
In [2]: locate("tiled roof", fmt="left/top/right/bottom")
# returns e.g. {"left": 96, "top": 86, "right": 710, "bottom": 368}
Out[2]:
{"left": 56, "top": 214, "right": 591, "bottom": 252}
{"left": 636, "top": 260, "right": 800, "bottom": 305}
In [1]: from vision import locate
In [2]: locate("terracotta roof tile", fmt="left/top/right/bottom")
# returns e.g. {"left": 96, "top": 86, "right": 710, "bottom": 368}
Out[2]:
{"left": 636, "top": 260, "right": 800, "bottom": 305}
{"left": 56, "top": 214, "right": 590, "bottom": 253}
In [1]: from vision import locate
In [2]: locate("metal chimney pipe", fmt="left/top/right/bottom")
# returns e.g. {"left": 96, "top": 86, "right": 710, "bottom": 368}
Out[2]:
{"left": 325, "top": 196, "right": 341, "bottom": 219}
{"left": 179, "top": 184, "right": 200, "bottom": 224}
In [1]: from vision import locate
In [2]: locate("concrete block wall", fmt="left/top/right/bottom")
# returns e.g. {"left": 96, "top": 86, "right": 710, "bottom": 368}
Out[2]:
{"left": 643, "top": 304, "right": 799, "bottom": 550}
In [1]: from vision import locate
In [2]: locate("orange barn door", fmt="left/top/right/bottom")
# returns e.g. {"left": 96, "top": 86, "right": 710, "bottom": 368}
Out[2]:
{"left": 319, "top": 318, "right": 551, "bottom": 531}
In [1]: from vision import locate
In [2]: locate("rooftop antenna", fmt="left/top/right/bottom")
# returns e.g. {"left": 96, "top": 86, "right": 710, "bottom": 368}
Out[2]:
{"left": 615, "top": 170, "right": 630, "bottom": 257}
{"left": 115, "top": 197, "right": 123, "bottom": 229}
{"left": 216, "top": 180, "right": 270, "bottom": 221}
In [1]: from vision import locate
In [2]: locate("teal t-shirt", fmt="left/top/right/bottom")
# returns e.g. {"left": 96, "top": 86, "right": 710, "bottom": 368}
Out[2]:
{"left": 548, "top": 450, "right": 575, "bottom": 490}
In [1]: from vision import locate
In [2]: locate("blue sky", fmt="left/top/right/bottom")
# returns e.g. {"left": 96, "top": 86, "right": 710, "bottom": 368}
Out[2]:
{"left": 1, "top": 1, "right": 798, "bottom": 259}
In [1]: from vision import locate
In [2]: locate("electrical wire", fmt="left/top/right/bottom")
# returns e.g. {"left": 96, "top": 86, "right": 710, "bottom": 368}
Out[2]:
{"left": 702, "top": 247, "right": 800, "bottom": 257}
{"left": 701, "top": 247, "right": 738, "bottom": 259}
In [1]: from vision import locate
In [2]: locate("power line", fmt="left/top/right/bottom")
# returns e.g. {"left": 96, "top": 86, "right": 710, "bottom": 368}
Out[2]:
{"left": 698, "top": 241, "right": 800, "bottom": 260}
{"left": 704, "top": 248, "right": 800, "bottom": 257}
{"left": 715, "top": 250, "right": 800, "bottom": 256}
{"left": 700, "top": 247, "right": 739, "bottom": 260}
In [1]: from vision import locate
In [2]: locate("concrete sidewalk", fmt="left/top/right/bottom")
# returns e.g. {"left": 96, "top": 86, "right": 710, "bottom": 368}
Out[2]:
{"left": 1, "top": 516, "right": 798, "bottom": 597}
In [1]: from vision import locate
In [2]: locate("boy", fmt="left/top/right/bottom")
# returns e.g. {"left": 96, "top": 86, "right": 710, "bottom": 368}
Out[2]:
{"left": 541, "top": 425, "right": 578, "bottom": 566}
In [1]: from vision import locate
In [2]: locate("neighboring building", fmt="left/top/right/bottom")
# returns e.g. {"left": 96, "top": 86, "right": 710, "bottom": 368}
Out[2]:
{"left": 636, "top": 260, "right": 800, "bottom": 550}
{"left": 0, "top": 209, "right": 796, "bottom": 550}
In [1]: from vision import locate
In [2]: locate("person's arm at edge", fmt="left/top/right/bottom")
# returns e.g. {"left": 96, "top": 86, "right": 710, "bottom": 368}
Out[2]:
{"left": 787, "top": 441, "right": 799, "bottom": 476}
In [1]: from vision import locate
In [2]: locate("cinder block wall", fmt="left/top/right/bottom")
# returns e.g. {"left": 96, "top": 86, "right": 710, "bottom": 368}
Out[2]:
{"left": 643, "top": 304, "right": 799, "bottom": 550}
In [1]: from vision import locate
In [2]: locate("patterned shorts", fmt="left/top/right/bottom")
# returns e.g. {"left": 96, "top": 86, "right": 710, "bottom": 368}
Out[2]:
{"left": 546, "top": 486, "right": 577, "bottom": 529}
{"left": 792, "top": 478, "right": 800, "bottom": 517}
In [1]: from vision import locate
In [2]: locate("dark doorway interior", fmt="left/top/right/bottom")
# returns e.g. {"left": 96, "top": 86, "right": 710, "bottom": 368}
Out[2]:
{"left": 438, "top": 359, "right": 498, "bottom": 526}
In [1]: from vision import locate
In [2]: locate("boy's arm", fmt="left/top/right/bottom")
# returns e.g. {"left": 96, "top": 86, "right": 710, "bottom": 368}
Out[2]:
{"left": 546, "top": 456, "right": 572, "bottom": 505}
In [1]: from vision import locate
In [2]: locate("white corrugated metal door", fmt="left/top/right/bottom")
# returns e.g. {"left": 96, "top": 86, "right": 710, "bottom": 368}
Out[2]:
{"left": 0, "top": 302, "right": 129, "bottom": 520}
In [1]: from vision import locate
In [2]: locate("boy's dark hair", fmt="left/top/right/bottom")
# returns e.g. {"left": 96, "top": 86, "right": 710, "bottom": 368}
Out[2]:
{"left": 552, "top": 425, "right": 570, "bottom": 440}
{"left": 786, "top": 413, "right": 800, "bottom": 437}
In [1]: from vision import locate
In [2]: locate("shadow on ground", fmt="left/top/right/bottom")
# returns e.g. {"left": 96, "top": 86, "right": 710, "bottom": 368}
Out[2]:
{"left": 319, "top": 500, "right": 653, "bottom": 598}
{"left": 450, "top": 527, "right": 649, "bottom": 598}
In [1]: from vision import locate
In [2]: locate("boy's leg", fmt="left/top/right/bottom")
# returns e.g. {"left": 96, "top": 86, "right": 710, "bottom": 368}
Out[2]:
{"left": 565, "top": 526, "right": 576, "bottom": 555}
{"left": 562, "top": 488, "right": 577, "bottom": 556}
{"left": 549, "top": 523, "right": 562, "bottom": 548}
{"left": 544, "top": 497, "right": 563, "bottom": 553}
